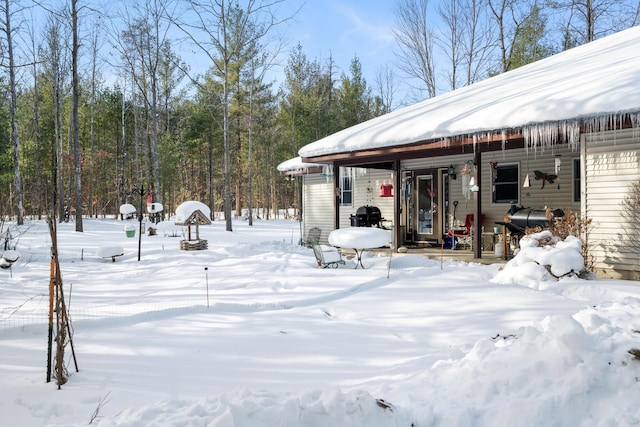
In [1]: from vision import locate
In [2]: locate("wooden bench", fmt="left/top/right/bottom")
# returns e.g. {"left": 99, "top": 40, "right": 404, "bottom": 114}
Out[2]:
{"left": 97, "top": 246, "right": 124, "bottom": 262}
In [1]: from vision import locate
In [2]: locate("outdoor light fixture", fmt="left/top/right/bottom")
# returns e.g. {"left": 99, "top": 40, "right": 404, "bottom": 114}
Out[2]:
{"left": 448, "top": 164, "right": 457, "bottom": 180}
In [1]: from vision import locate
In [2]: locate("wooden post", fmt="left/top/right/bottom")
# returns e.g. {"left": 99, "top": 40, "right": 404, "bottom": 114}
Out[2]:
{"left": 473, "top": 151, "right": 482, "bottom": 259}
{"left": 502, "top": 225, "right": 508, "bottom": 260}
{"left": 46, "top": 256, "right": 54, "bottom": 383}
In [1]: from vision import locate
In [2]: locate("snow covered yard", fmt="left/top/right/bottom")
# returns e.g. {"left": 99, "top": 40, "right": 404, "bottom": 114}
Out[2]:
{"left": 1, "top": 218, "right": 640, "bottom": 426}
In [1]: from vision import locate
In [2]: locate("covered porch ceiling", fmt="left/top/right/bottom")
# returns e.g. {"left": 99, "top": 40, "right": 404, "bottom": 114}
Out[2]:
{"left": 303, "top": 132, "right": 527, "bottom": 167}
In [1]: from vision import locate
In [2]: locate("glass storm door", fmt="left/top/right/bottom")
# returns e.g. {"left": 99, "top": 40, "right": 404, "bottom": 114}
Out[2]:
{"left": 416, "top": 173, "right": 437, "bottom": 239}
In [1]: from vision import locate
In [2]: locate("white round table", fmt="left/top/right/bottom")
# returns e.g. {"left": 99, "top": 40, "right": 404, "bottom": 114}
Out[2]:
{"left": 328, "top": 228, "right": 390, "bottom": 269}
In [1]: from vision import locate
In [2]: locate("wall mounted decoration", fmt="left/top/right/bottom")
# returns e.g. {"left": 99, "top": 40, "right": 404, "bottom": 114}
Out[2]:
{"left": 534, "top": 170, "right": 557, "bottom": 189}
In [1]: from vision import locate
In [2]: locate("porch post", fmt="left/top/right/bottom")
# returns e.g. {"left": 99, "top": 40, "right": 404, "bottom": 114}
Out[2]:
{"left": 394, "top": 160, "right": 401, "bottom": 251}
{"left": 473, "top": 151, "right": 482, "bottom": 258}
{"left": 334, "top": 164, "right": 340, "bottom": 230}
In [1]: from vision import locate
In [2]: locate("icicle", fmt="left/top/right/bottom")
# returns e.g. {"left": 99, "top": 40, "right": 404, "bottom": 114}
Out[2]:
{"left": 632, "top": 112, "right": 640, "bottom": 139}
{"left": 522, "top": 111, "right": 640, "bottom": 154}
{"left": 322, "top": 164, "right": 334, "bottom": 183}
{"left": 560, "top": 120, "right": 581, "bottom": 151}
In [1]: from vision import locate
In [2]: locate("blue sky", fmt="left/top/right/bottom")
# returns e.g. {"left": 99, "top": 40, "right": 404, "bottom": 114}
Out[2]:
{"left": 283, "top": 0, "right": 397, "bottom": 78}
{"left": 99, "top": 0, "right": 404, "bottom": 103}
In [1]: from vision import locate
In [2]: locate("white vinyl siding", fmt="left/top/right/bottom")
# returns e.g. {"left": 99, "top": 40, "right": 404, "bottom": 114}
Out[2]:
{"left": 402, "top": 145, "right": 580, "bottom": 235}
{"left": 301, "top": 125, "right": 640, "bottom": 279}
{"left": 302, "top": 174, "right": 335, "bottom": 245}
{"left": 584, "top": 128, "right": 640, "bottom": 278}
{"left": 345, "top": 169, "right": 395, "bottom": 229}
{"left": 302, "top": 169, "right": 396, "bottom": 243}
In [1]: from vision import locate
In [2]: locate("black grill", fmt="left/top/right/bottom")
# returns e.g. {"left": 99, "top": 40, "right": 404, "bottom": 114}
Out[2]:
{"left": 499, "top": 204, "right": 565, "bottom": 236}
{"left": 350, "top": 206, "right": 382, "bottom": 227}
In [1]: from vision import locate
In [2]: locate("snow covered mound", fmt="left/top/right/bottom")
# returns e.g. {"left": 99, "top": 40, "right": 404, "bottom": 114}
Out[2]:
{"left": 493, "top": 231, "right": 585, "bottom": 289}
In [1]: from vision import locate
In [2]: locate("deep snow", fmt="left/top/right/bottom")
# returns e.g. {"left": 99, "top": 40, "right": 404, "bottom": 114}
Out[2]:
{"left": 1, "top": 218, "right": 640, "bottom": 426}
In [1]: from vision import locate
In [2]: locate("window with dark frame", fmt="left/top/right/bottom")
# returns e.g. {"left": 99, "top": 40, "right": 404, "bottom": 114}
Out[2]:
{"left": 340, "top": 175, "right": 353, "bottom": 206}
{"left": 573, "top": 158, "right": 581, "bottom": 202}
{"left": 492, "top": 163, "right": 519, "bottom": 204}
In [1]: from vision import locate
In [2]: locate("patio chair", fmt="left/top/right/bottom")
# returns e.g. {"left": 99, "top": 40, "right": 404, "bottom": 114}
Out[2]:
{"left": 452, "top": 214, "right": 484, "bottom": 250}
{"left": 303, "top": 227, "right": 322, "bottom": 247}
{"left": 310, "top": 238, "right": 345, "bottom": 268}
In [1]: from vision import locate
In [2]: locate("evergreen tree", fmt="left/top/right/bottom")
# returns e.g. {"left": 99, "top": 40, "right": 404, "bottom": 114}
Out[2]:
{"left": 507, "top": 4, "right": 554, "bottom": 70}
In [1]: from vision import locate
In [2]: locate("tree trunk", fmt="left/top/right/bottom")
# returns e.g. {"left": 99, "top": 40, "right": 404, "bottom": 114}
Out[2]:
{"left": 72, "top": 0, "right": 83, "bottom": 231}
{"left": 5, "top": 0, "right": 24, "bottom": 225}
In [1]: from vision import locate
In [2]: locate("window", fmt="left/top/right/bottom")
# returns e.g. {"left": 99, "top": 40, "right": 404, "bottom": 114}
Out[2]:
{"left": 340, "top": 175, "right": 353, "bottom": 206}
{"left": 573, "top": 158, "right": 581, "bottom": 202}
{"left": 492, "top": 163, "right": 519, "bottom": 204}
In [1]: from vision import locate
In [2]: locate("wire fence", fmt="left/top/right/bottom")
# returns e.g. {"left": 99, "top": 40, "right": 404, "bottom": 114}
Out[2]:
{"left": 0, "top": 295, "right": 210, "bottom": 330}
{"left": 11, "top": 246, "right": 87, "bottom": 264}
{"left": 1, "top": 245, "right": 208, "bottom": 330}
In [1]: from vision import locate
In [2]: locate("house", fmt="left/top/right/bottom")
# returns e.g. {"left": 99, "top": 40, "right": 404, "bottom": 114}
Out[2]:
{"left": 281, "top": 26, "right": 640, "bottom": 280}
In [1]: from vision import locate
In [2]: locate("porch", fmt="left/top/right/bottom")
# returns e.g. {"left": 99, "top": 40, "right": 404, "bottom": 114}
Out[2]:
{"left": 360, "top": 245, "right": 508, "bottom": 266}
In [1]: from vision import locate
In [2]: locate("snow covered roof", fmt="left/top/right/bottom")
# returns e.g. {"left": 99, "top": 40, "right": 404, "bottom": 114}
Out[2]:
{"left": 119, "top": 203, "right": 137, "bottom": 215}
{"left": 175, "top": 201, "right": 212, "bottom": 226}
{"left": 277, "top": 156, "right": 325, "bottom": 173}
{"left": 299, "top": 26, "right": 640, "bottom": 159}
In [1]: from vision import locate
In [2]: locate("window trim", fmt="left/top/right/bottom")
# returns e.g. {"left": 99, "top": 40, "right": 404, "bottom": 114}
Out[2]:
{"left": 339, "top": 175, "right": 353, "bottom": 207}
{"left": 572, "top": 158, "right": 581, "bottom": 203}
{"left": 491, "top": 162, "right": 520, "bottom": 204}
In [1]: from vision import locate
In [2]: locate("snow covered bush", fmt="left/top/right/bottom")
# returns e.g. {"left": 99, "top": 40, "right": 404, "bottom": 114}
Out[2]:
{"left": 549, "top": 209, "right": 593, "bottom": 274}
{"left": 494, "top": 230, "right": 586, "bottom": 289}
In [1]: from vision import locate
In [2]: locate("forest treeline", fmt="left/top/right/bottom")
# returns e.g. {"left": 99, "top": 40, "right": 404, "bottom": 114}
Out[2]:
{"left": 1, "top": 0, "right": 638, "bottom": 231}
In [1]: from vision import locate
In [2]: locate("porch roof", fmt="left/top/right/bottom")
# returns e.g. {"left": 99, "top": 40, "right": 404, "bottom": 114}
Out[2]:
{"left": 300, "top": 26, "right": 640, "bottom": 163}
{"left": 276, "top": 156, "right": 324, "bottom": 175}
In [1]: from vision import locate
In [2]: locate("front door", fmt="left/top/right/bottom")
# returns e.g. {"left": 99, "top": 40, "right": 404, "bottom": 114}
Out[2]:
{"left": 416, "top": 172, "right": 437, "bottom": 240}
{"left": 402, "top": 168, "right": 453, "bottom": 244}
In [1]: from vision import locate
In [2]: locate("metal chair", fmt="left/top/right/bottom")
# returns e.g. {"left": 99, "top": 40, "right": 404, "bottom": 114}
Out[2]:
{"left": 303, "top": 227, "right": 322, "bottom": 247}
{"left": 452, "top": 214, "right": 484, "bottom": 250}
{"left": 309, "top": 237, "right": 345, "bottom": 268}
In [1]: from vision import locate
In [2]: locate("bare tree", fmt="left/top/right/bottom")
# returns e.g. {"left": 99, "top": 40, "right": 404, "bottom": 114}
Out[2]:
{"left": 70, "top": 0, "right": 84, "bottom": 231}
{"left": 549, "top": 0, "right": 634, "bottom": 45}
{"left": 460, "top": 0, "right": 494, "bottom": 85}
{"left": 374, "top": 63, "right": 397, "bottom": 113}
{"left": 116, "top": 0, "right": 175, "bottom": 207}
{"left": 434, "top": 0, "right": 494, "bottom": 90}
{"left": 632, "top": 1, "right": 640, "bottom": 26}
{"left": 245, "top": 33, "right": 281, "bottom": 225}
{"left": 487, "top": 0, "right": 530, "bottom": 73}
{"left": 40, "top": 13, "right": 69, "bottom": 222}
{"left": 437, "top": 0, "right": 464, "bottom": 90}
{"left": 1, "top": 0, "right": 25, "bottom": 224}
{"left": 173, "top": 0, "right": 289, "bottom": 232}
{"left": 393, "top": 0, "right": 437, "bottom": 98}
{"left": 24, "top": 16, "right": 46, "bottom": 218}
{"left": 87, "top": 19, "right": 103, "bottom": 218}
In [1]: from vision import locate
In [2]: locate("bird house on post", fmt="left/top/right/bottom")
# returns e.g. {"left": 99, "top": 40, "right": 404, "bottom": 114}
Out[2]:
{"left": 175, "top": 201, "right": 212, "bottom": 251}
